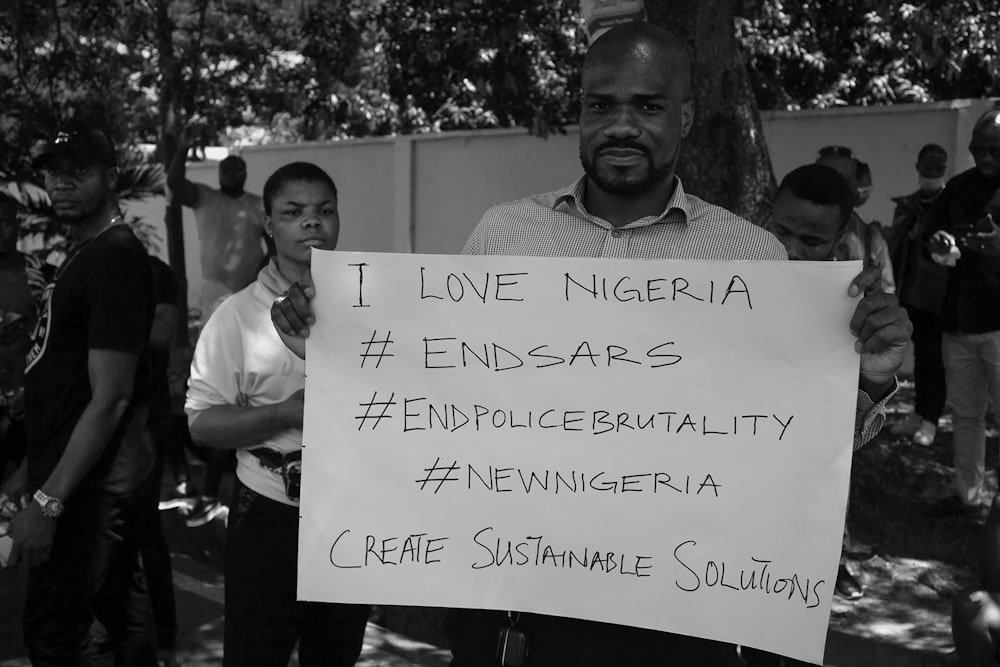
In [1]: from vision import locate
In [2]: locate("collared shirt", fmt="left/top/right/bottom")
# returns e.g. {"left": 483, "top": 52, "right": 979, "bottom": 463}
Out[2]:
{"left": 464, "top": 175, "right": 890, "bottom": 450}
{"left": 463, "top": 176, "right": 788, "bottom": 260}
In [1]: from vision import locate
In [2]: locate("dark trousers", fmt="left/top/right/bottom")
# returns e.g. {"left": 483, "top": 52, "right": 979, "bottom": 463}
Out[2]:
{"left": 906, "top": 304, "right": 946, "bottom": 422}
{"left": 445, "top": 609, "right": 738, "bottom": 667}
{"left": 23, "top": 490, "right": 158, "bottom": 666}
{"left": 136, "top": 428, "right": 178, "bottom": 650}
{"left": 223, "top": 479, "right": 370, "bottom": 667}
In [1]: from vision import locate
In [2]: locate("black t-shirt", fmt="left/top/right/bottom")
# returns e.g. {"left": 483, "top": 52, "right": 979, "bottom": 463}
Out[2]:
{"left": 24, "top": 224, "right": 153, "bottom": 490}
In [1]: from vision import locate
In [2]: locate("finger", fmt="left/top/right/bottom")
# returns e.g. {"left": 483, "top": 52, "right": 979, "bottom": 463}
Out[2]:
{"left": 277, "top": 298, "right": 310, "bottom": 337}
{"left": 849, "top": 290, "right": 894, "bottom": 335}
{"left": 855, "top": 308, "right": 912, "bottom": 353}
{"left": 848, "top": 266, "right": 881, "bottom": 297}
{"left": 286, "top": 283, "right": 316, "bottom": 325}
{"left": 298, "top": 274, "right": 315, "bottom": 300}
{"left": 270, "top": 299, "right": 301, "bottom": 337}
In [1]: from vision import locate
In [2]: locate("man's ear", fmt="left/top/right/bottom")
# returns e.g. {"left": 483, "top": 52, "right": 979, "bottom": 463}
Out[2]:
{"left": 679, "top": 100, "right": 695, "bottom": 139}
{"left": 106, "top": 166, "right": 119, "bottom": 192}
{"left": 263, "top": 215, "right": 273, "bottom": 238}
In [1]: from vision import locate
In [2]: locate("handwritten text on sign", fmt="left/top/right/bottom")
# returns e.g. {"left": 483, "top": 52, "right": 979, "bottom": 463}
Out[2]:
{"left": 299, "top": 252, "right": 862, "bottom": 664}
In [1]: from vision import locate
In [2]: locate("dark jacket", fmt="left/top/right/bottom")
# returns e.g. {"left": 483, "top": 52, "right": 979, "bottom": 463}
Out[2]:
{"left": 888, "top": 189, "right": 948, "bottom": 314}
{"left": 925, "top": 168, "right": 1000, "bottom": 333}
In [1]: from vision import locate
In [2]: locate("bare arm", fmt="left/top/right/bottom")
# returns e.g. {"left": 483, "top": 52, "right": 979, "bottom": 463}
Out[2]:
{"left": 41, "top": 349, "right": 138, "bottom": 500}
{"left": 150, "top": 302, "right": 178, "bottom": 351}
{"left": 189, "top": 389, "right": 303, "bottom": 450}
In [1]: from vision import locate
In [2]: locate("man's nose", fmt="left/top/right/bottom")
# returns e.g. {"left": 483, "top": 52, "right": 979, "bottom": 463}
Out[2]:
{"left": 604, "top": 106, "right": 641, "bottom": 138}
{"left": 47, "top": 173, "right": 74, "bottom": 190}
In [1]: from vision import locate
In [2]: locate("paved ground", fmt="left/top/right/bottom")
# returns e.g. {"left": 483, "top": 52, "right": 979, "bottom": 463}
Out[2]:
{"left": 0, "top": 546, "right": 450, "bottom": 667}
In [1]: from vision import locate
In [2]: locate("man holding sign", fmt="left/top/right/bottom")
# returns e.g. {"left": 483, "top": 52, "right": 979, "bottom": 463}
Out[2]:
{"left": 273, "top": 23, "right": 911, "bottom": 667}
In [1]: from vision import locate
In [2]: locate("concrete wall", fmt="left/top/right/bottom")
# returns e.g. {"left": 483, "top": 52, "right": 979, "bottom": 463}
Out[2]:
{"left": 129, "top": 98, "right": 997, "bottom": 309}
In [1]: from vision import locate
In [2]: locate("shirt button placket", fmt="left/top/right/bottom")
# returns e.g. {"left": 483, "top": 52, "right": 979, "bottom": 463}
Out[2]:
{"left": 605, "top": 228, "right": 628, "bottom": 258}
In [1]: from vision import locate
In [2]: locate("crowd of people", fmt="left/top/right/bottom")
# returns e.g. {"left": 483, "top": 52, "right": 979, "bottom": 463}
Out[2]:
{"left": 0, "top": 18, "right": 997, "bottom": 667}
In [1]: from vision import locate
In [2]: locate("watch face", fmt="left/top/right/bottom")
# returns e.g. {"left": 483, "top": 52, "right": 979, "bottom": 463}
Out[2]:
{"left": 34, "top": 491, "right": 63, "bottom": 517}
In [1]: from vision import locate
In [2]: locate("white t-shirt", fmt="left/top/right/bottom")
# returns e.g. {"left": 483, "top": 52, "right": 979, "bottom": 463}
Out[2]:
{"left": 185, "top": 261, "right": 303, "bottom": 505}
{"left": 193, "top": 183, "right": 266, "bottom": 294}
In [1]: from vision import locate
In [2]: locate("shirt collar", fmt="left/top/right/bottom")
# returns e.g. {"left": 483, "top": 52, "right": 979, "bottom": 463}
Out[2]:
{"left": 552, "top": 175, "right": 692, "bottom": 227}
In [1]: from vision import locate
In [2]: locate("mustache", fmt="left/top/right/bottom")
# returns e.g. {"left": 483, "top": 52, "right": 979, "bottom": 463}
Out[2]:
{"left": 596, "top": 140, "right": 650, "bottom": 155}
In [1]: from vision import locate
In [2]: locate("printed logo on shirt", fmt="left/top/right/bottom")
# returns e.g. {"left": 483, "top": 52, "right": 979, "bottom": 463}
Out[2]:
{"left": 24, "top": 281, "right": 53, "bottom": 373}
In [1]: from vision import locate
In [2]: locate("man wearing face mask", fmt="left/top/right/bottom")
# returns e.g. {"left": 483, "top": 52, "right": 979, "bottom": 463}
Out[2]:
{"left": 886, "top": 145, "right": 949, "bottom": 447}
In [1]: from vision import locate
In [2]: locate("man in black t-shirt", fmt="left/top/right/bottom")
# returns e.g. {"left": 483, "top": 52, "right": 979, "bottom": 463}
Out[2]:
{"left": 0, "top": 124, "right": 157, "bottom": 664}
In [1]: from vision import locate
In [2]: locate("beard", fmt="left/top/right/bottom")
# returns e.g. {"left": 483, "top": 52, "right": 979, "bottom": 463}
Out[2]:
{"left": 580, "top": 142, "right": 676, "bottom": 197}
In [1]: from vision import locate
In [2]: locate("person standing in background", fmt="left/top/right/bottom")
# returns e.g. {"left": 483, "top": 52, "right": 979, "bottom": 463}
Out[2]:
{"left": 886, "top": 144, "right": 950, "bottom": 447}
{"left": 0, "top": 193, "right": 51, "bottom": 477}
{"left": 165, "top": 129, "right": 271, "bottom": 526}
{"left": 926, "top": 110, "right": 1000, "bottom": 521}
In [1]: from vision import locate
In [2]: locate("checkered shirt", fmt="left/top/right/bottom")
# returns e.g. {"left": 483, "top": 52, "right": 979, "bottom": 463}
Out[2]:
{"left": 463, "top": 175, "right": 891, "bottom": 450}
{"left": 462, "top": 176, "right": 787, "bottom": 260}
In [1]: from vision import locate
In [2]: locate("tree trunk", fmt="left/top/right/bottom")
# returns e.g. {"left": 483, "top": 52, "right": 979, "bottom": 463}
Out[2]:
{"left": 154, "top": 0, "right": 190, "bottom": 347}
{"left": 644, "top": 0, "right": 775, "bottom": 224}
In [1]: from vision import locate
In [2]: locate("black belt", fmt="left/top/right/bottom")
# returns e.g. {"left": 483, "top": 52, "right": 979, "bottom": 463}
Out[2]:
{"left": 246, "top": 447, "right": 301, "bottom": 472}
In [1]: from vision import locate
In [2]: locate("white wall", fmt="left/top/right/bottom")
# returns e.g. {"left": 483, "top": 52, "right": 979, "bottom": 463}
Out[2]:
{"left": 129, "top": 98, "right": 997, "bottom": 309}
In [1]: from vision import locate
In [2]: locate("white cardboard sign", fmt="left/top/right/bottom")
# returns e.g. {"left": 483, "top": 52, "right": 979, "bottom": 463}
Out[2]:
{"left": 299, "top": 251, "right": 862, "bottom": 664}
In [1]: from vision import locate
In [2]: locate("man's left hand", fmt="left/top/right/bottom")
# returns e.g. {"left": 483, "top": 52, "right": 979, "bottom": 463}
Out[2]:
{"left": 962, "top": 215, "right": 1000, "bottom": 256}
{"left": 7, "top": 501, "right": 56, "bottom": 567}
{"left": 848, "top": 267, "right": 912, "bottom": 400}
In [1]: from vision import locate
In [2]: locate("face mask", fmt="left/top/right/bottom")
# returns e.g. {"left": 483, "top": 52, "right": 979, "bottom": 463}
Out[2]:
{"left": 918, "top": 175, "right": 945, "bottom": 192}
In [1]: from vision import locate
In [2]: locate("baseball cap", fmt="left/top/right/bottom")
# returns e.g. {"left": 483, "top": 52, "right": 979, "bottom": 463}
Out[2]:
{"left": 33, "top": 125, "right": 117, "bottom": 169}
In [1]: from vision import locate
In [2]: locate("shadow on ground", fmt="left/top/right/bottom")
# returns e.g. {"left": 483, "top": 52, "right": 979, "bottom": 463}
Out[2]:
{"left": 830, "top": 379, "right": 995, "bottom": 663}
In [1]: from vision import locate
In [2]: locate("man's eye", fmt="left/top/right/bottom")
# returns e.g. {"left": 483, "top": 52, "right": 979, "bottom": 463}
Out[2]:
{"left": 74, "top": 168, "right": 89, "bottom": 177}
{"left": 641, "top": 104, "right": 663, "bottom": 112}
{"left": 588, "top": 102, "right": 609, "bottom": 111}
{"left": 282, "top": 208, "right": 301, "bottom": 217}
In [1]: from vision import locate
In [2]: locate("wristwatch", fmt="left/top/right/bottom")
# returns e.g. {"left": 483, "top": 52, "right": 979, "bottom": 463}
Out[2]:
{"left": 33, "top": 489, "right": 64, "bottom": 518}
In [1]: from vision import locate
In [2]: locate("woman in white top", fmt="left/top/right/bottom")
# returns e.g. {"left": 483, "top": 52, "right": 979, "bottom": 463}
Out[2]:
{"left": 185, "top": 162, "right": 369, "bottom": 666}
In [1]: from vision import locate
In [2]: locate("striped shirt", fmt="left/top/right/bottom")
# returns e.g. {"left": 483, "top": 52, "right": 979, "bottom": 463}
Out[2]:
{"left": 463, "top": 175, "right": 889, "bottom": 450}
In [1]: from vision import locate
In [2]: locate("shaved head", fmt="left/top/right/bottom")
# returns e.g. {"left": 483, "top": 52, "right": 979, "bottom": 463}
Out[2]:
{"left": 973, "top": 109, "right": 1000, "bottom": 135}
{"left": 583, "top": 23, "right": 691, "bottom": 100}
{"left": 970, "top": 109, "right": 1000, "bottom": 177}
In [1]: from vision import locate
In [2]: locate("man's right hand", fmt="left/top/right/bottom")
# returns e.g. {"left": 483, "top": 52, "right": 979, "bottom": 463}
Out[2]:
{"left": 271, "top": 279, "right": 315, "bottom": 360}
